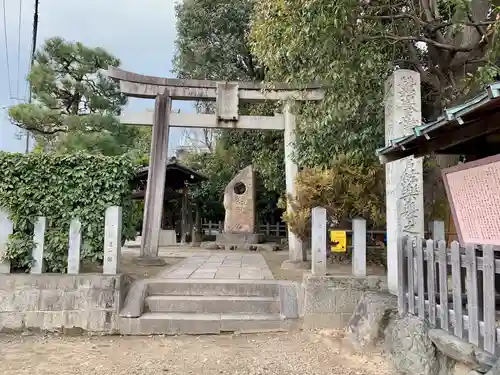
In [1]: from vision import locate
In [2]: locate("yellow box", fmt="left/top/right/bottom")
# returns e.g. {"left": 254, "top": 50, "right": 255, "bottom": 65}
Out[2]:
{"left": 330, "top": 230, "right": 347, "bottom": 253}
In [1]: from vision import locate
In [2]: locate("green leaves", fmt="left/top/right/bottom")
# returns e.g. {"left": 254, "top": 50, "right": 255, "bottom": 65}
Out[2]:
{"left": 0, "top": 152, "right": 136, "bottom": 272}
{"left": 9, "top": 37, "right": 128, "bottom": 149}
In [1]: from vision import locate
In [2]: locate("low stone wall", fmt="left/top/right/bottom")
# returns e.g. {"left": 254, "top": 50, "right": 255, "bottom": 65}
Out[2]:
{"left": 301, "top": 274, "right": 387, "bottom": 330}
{"left": 0, "top": 274, "right": 132, "bottom": 334}
{"left": 346, "top": 292, "right": 499, "bottom": 375}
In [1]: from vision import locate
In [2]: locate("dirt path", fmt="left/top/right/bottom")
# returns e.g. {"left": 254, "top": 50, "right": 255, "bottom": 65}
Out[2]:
{"left": 0, "top": 331, "right": 392, "bottom": 375}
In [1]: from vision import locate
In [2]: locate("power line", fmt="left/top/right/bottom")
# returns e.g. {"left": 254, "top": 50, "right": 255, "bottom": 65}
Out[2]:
{"left": 1, "top": 0, "right": 13, "bottom": 100}
{"left": 16, "top": 0, "right": 23, "bottom": 99}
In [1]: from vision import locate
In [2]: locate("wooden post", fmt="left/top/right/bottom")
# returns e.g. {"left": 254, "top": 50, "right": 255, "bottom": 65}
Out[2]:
{"left": 311, "top": 207, "right": 327, "bottom": 275}
{"left": 103, "top": 206, "right": 122, "bottom": 275}
{"left": 31, "top": 216, "right": 46, "bottom": 274}
{"left": 450, "top": 241, "right": 463, "bottom": 338}
{"left": 0, "top": 208, "right": 12, "bottom": 274}
{"left": 352, "top": 218, "right": 366, "bottom": 277}
{"left": 67, "top": 218, "right": 82, "bottom": 275}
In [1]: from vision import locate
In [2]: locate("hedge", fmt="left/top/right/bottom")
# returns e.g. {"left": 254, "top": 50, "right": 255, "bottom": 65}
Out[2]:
{"left": 0, "top": 152, "right": 137, "bottom": 272}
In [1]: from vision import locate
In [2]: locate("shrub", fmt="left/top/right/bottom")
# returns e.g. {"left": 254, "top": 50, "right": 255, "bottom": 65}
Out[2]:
{"left": 281, "top": 155, "right": 385, "bottom": 241}
{"left": 0, "top": 152, "right": 136, "bottom": 272}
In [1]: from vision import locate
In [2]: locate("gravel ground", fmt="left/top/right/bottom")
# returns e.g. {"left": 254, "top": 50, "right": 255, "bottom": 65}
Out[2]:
{"left": 0, "top": 331, "right": 392, "bottom": 375}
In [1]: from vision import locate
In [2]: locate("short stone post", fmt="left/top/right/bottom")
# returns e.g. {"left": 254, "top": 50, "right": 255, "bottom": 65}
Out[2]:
{"left": 429, "top": 220, "right": 445, "bottom": 242}
{"left": 311, "top": 207, "right": 327, "bottom": 275}
{"left": 67, "top": 218, "right": 82, "bottom": 275}
{"left": 103, "top": 206, "right": 122, "bottom": 275}
{"left": 352, "top": 218, "right": 367, "bottom": 277}
{"left": 384, "top": 70, "right": 424, "bottom": 294}
{"left": 0, "top": 208, "right": 13, "bottom": 274}
{"left": 31, "top": 216, "right": 46, "bottom": 274}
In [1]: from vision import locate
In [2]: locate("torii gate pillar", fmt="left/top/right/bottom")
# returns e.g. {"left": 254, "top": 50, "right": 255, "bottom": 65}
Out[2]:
{"left": 284, "top": 101, "right": 305, "bottom": 261}
{"left": 138, "top": 91, "right": 171, "bottom": 264}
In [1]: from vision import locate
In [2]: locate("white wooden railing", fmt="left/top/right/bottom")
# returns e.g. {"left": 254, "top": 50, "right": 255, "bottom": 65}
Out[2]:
{"left": 398, "top": 236, "right": 500, "bottom": 355}
{"left": 0, "top": 206, "right": 122, "bottom": 275}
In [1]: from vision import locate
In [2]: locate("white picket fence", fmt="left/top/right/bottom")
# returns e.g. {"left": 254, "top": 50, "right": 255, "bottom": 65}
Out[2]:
{"left": 398, "top": 236, "right": 500, "bottom": 355}
{"left": 0, "top": 206, "right": 122, "bottom": 275}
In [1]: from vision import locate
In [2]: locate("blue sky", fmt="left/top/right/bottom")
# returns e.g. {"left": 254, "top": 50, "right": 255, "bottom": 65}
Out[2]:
{"left": 0, "top": 0, "right": 191, "bottom": 153}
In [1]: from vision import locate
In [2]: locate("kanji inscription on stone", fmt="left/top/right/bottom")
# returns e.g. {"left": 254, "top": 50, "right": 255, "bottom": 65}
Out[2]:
{"left": 443, "top": 155, "right": 500, "bottom": 245}
{"left": 223, "top": 165, "right": 256, "bottom": 233}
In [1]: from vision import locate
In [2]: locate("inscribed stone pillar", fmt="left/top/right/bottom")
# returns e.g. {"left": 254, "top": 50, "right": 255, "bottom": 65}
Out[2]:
{"left": 385, "top": 69, "right": 425, "bottom": 294}
{"left": 31, "top": 216, "right": 46, "bottom": 274}
{"left": 284, "top": 101, "right": 305, "bottom": 261}
{"left": 103, "top": 206, "right": 122, "bottom": 275}
{"left": 140, "top": 91, "right": 171, "bottom": 263}
{"left": 67, "top": 218, "right": 82, "bottom": 275}
{"left": 311, "top": 207, "right": 327, "bottom": 275}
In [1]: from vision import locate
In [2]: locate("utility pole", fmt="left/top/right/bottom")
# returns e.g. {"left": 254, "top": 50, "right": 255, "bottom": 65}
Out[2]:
{"left": 25, "top": 0, "right": 39, "bottom": 153}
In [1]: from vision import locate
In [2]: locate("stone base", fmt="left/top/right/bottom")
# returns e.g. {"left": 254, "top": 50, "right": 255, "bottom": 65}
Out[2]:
{"left": 216, "top": 232, "right": 264, "bottom": 244}
{"left": 133, "top": 257, "right": 167, "bottom": 266}
{"left": 281, "top": 260, "right": 311, "bottom": 271}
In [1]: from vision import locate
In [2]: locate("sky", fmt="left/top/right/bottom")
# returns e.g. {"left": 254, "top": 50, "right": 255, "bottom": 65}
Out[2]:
{"left": 0, "top": 0, "right": 192, "bottom": 153}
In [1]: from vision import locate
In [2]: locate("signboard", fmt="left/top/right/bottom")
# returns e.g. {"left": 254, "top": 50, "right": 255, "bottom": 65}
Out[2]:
{"left": 442, "top": 154, "right": 500, "bottom": 245}
{"left": 330, "top": 230, "right": 347, "bottom": 253}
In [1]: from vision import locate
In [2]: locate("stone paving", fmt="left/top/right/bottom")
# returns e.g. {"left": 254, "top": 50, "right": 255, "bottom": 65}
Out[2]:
{"left": 159, "top": 253, "right": 274, "bottom": 280}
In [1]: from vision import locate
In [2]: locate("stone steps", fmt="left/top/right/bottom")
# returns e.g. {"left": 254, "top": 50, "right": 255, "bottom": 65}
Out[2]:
{"left": 119, "top": 312, "right": 295, "bottom": 335}
{"left": 119, "top": 279, "right": 300, "bottom": 335}
{"left": 146, "top": 279, "right": 279, "bottom": 297}
{"left": 145, "top": 295, "right": 280, "bottom": 314}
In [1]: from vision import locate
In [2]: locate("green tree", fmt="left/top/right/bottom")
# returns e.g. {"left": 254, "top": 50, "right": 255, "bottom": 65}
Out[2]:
{"left": 250, "top": 0, "right": 500, "bottom": 221}
{"left": 174, "top": 0, "right": 285, "bottom": 219}
{"left": 8, "top": 37, "right": 146, "bottom": 157}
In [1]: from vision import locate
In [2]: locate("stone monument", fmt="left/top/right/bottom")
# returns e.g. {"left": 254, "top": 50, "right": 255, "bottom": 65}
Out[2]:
{"left": 216, "top": 165, "right": 264, "bottom": 244}
{"left": 384, "top": 69, "right": 424, "bottom": 294}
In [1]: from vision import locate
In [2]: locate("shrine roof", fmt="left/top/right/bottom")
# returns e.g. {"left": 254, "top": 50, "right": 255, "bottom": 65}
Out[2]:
{"left": 376, "top": 81, "right": 500, "bottom": 163}
{"left": 132, "top": 160, "right": 208, "bottom": 197}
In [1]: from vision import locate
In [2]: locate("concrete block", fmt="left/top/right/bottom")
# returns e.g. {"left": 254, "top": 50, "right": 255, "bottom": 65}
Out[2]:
{"left": 302, "top": 313, "right": 352, "bottom": 330}
{"left": 42, "top": 311, "right": 65, "bottom": 330}
{"left": 87, "top": 311, "right": 116, "bottom": 332}
{"left": 120, "top": 279, "right": 147, "bottom": 318}
{"left": 63, "top": 311, "right": 88, "bottom": 329}
{"left": 220, "top": 314, "right": 286, "bottom": 333}
{"left": 0, "top": 312, "right": 23, "bottom": 331}
{"left": 39, "top": 289, "right": 66, "bottom": 311}
{"left": 90, "top": 288, "right": 116, "bottom": 309}
{"left": 146, "top": 280, "right": 279, "bottom": 297}
{"left": 3, "top": 290, "right": 40, "bottom": 311}
{"left": 167, "top": 314, "right": 221, "bottom": 335}
{"left": 145, "top": 295, "right": 280, "bottom": 314}
{"left": 119, "top": 313, "right": 221, "bottom": 335}
{"left": 278, "top": 282, "right": 299, "bottom": 319}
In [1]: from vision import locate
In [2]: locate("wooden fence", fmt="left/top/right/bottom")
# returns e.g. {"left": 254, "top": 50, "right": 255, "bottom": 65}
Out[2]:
{"left": 398, "top": 236, "right": 500, "bottom": 355}
{"left": 0, "top": 206, "right": 122, "bottom": 275}
{"left": 202, "top": 221, "right": 288, "bottom": 238}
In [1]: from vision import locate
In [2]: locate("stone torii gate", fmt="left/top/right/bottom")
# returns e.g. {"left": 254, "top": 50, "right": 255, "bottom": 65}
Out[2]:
{"left": 106, "top": 68, "right": 324, "bottom": 264}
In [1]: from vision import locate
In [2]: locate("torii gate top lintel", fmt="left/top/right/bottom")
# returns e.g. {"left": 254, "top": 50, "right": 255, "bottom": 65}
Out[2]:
{"left": 106, "top": 67, "right": 324, "bottom": 102}
{"left": 116, "top": 65, "right": 320, "bottom": 263}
